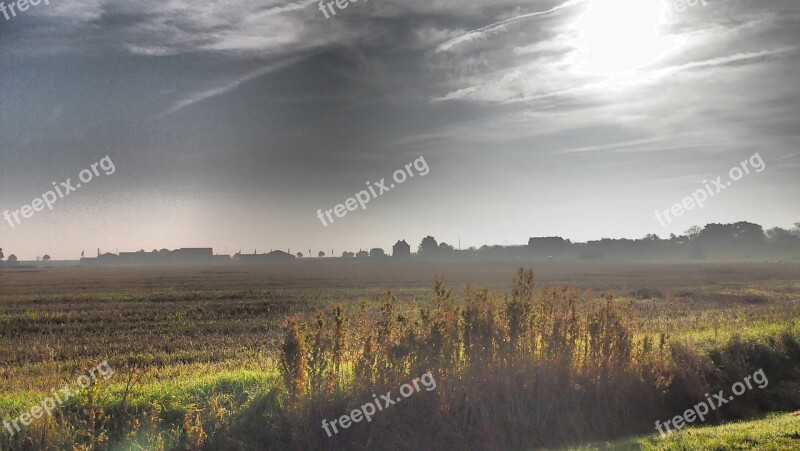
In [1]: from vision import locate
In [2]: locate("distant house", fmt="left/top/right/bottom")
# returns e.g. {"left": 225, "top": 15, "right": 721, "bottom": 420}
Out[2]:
{"left": 235, "top": 250, "right": 296, "bottom": 264}
{"left": 81, "top": 248, "right": 224, "bottom": 266}
{"left": 172, "top": 248, "right": 214, "bottom": 264}
{"left": 264, "top": 250, "right": 295, "bottom": 262}
{"left": 393, "top": 240, "right": 411, "bottom": 258}
{"left": 79, "top": 257, "right": 98, "bottom": 266}
{"left": 100, "top": 252, "right": 120, "bottom": 261}
{"left": 527, "top": 237, "right": 569, "bottom": 257}
{"left": 82, "top": 252, "right": 120, "bottom": 266}
{"left": 118, "top": 251, "right": 144, "bottom": 265}
{"left": 528, "top": 236, "right": 568, "bottom": 248}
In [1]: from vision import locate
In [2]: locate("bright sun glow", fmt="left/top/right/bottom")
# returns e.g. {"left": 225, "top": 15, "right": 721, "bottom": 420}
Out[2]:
{"left": 572, "top": 0, "right": 682, "bottom": 75}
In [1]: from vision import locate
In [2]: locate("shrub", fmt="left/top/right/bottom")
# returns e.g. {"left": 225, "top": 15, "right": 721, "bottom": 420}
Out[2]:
{"left": 240, "top": 268, "right": 800, "bottom": 450}
{"left": 259, "top": 268, "right": 677, "bottom": 449}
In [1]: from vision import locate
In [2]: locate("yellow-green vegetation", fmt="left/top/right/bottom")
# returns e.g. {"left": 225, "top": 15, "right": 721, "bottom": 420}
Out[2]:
{"left": 640, "top": 412, "right": 800, "bottom": 451}
{"left": 571, "top": 412, "right": 800, "bottom": 450}
{"left": 0, "top": 262, "right": 798, "bottom": 449}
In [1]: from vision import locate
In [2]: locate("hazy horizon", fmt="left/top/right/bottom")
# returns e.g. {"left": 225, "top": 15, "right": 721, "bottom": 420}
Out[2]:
{"left": 2, "top": 0, "right": 799, "bottom": 260}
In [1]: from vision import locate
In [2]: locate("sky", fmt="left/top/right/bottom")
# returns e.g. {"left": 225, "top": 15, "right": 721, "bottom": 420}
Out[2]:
{"left": 1, "top": 0, "right": 799, "bottom": 260}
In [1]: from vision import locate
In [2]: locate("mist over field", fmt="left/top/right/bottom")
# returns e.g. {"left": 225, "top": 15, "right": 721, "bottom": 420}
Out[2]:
{"left": 2, "top": 0, "right": 800, "bottom": 449}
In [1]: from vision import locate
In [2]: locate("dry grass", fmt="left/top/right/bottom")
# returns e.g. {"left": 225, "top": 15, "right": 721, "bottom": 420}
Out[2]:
{"left": 224, "top": 268, "right": 799, "bottom": 450}
{"left": 0, "top": 263, "right": 798, "bottom": 449}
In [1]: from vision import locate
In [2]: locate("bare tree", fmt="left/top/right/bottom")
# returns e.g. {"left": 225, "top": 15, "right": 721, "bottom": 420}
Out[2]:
{"left": 685, "top": 226, "right": 702, "bottom": 240}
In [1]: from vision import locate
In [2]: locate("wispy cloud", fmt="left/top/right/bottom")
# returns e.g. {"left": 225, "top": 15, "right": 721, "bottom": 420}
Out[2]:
{"left": 258, "top": 0, "right": 317, "bottom": 17}
{"left": 160, "top": 56, "right": 303, "bottom": 117}
{"left": 434, "top": 0, "right": 587, "bottom": 54}
{"left": 433, "top": 46, "right": 798, "bottom": 105}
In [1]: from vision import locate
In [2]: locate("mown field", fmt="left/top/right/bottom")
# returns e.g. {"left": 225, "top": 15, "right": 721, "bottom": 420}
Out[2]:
{"left": 0, "top": 262, "right": 798, "bottom": 450}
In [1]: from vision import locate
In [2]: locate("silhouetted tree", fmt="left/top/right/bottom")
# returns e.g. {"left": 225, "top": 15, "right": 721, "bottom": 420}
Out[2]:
{"left": 766, "top": 227, "right": 800, "bottom": 245}
{"left": 296, "top": 252, "right": 303, "bottom": 258}
{"left": 732, "top": 222, "right": 765, "bottom": 243}
{"left": 356, "top": 250, "right": 369, "bottom": 258}
{"left": 370, "top": 248, "right": 385, "bottom": 257}
{"left": 6, "top": 254, "right": 17, "bottom": 268}
{"left": 418, "top": 236, "right": 439, "bottom": 256}
{"left": 695, "top": 222, "right": 766, "bottom": 259}
{"left": 697, "top": 223, "right": 734, "bottom": 246}
{"left": 438, "top": 242, "right": 455, "bottom": 252}
{"left": 42, "top": 255, "right": 51, "bottom": 261}
{"left": 685, "top": 226, "right": 702, "bottom": 240}
{"left": 318, "top": 251, "right": 326, "bottom": 258}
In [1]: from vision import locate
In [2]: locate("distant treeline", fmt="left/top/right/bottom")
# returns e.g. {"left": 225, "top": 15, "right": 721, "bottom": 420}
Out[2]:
{"left": 2, "top": 221, "right": 799, "bottom": 267}
{"left": 411, "top": 222, "right": 800, "bottom": 262}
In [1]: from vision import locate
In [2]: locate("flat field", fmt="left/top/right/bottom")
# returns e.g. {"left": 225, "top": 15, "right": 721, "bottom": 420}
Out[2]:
{"left": 0, "top": 262, "right": 798, "bottom": 449}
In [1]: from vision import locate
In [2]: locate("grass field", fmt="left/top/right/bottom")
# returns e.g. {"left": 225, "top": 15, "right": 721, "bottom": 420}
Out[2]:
{"left": 0, "top": 262, "right": 798, "bottom": 449}
{"left": 570, "top": 411, "right": 800, "bottom": 450}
